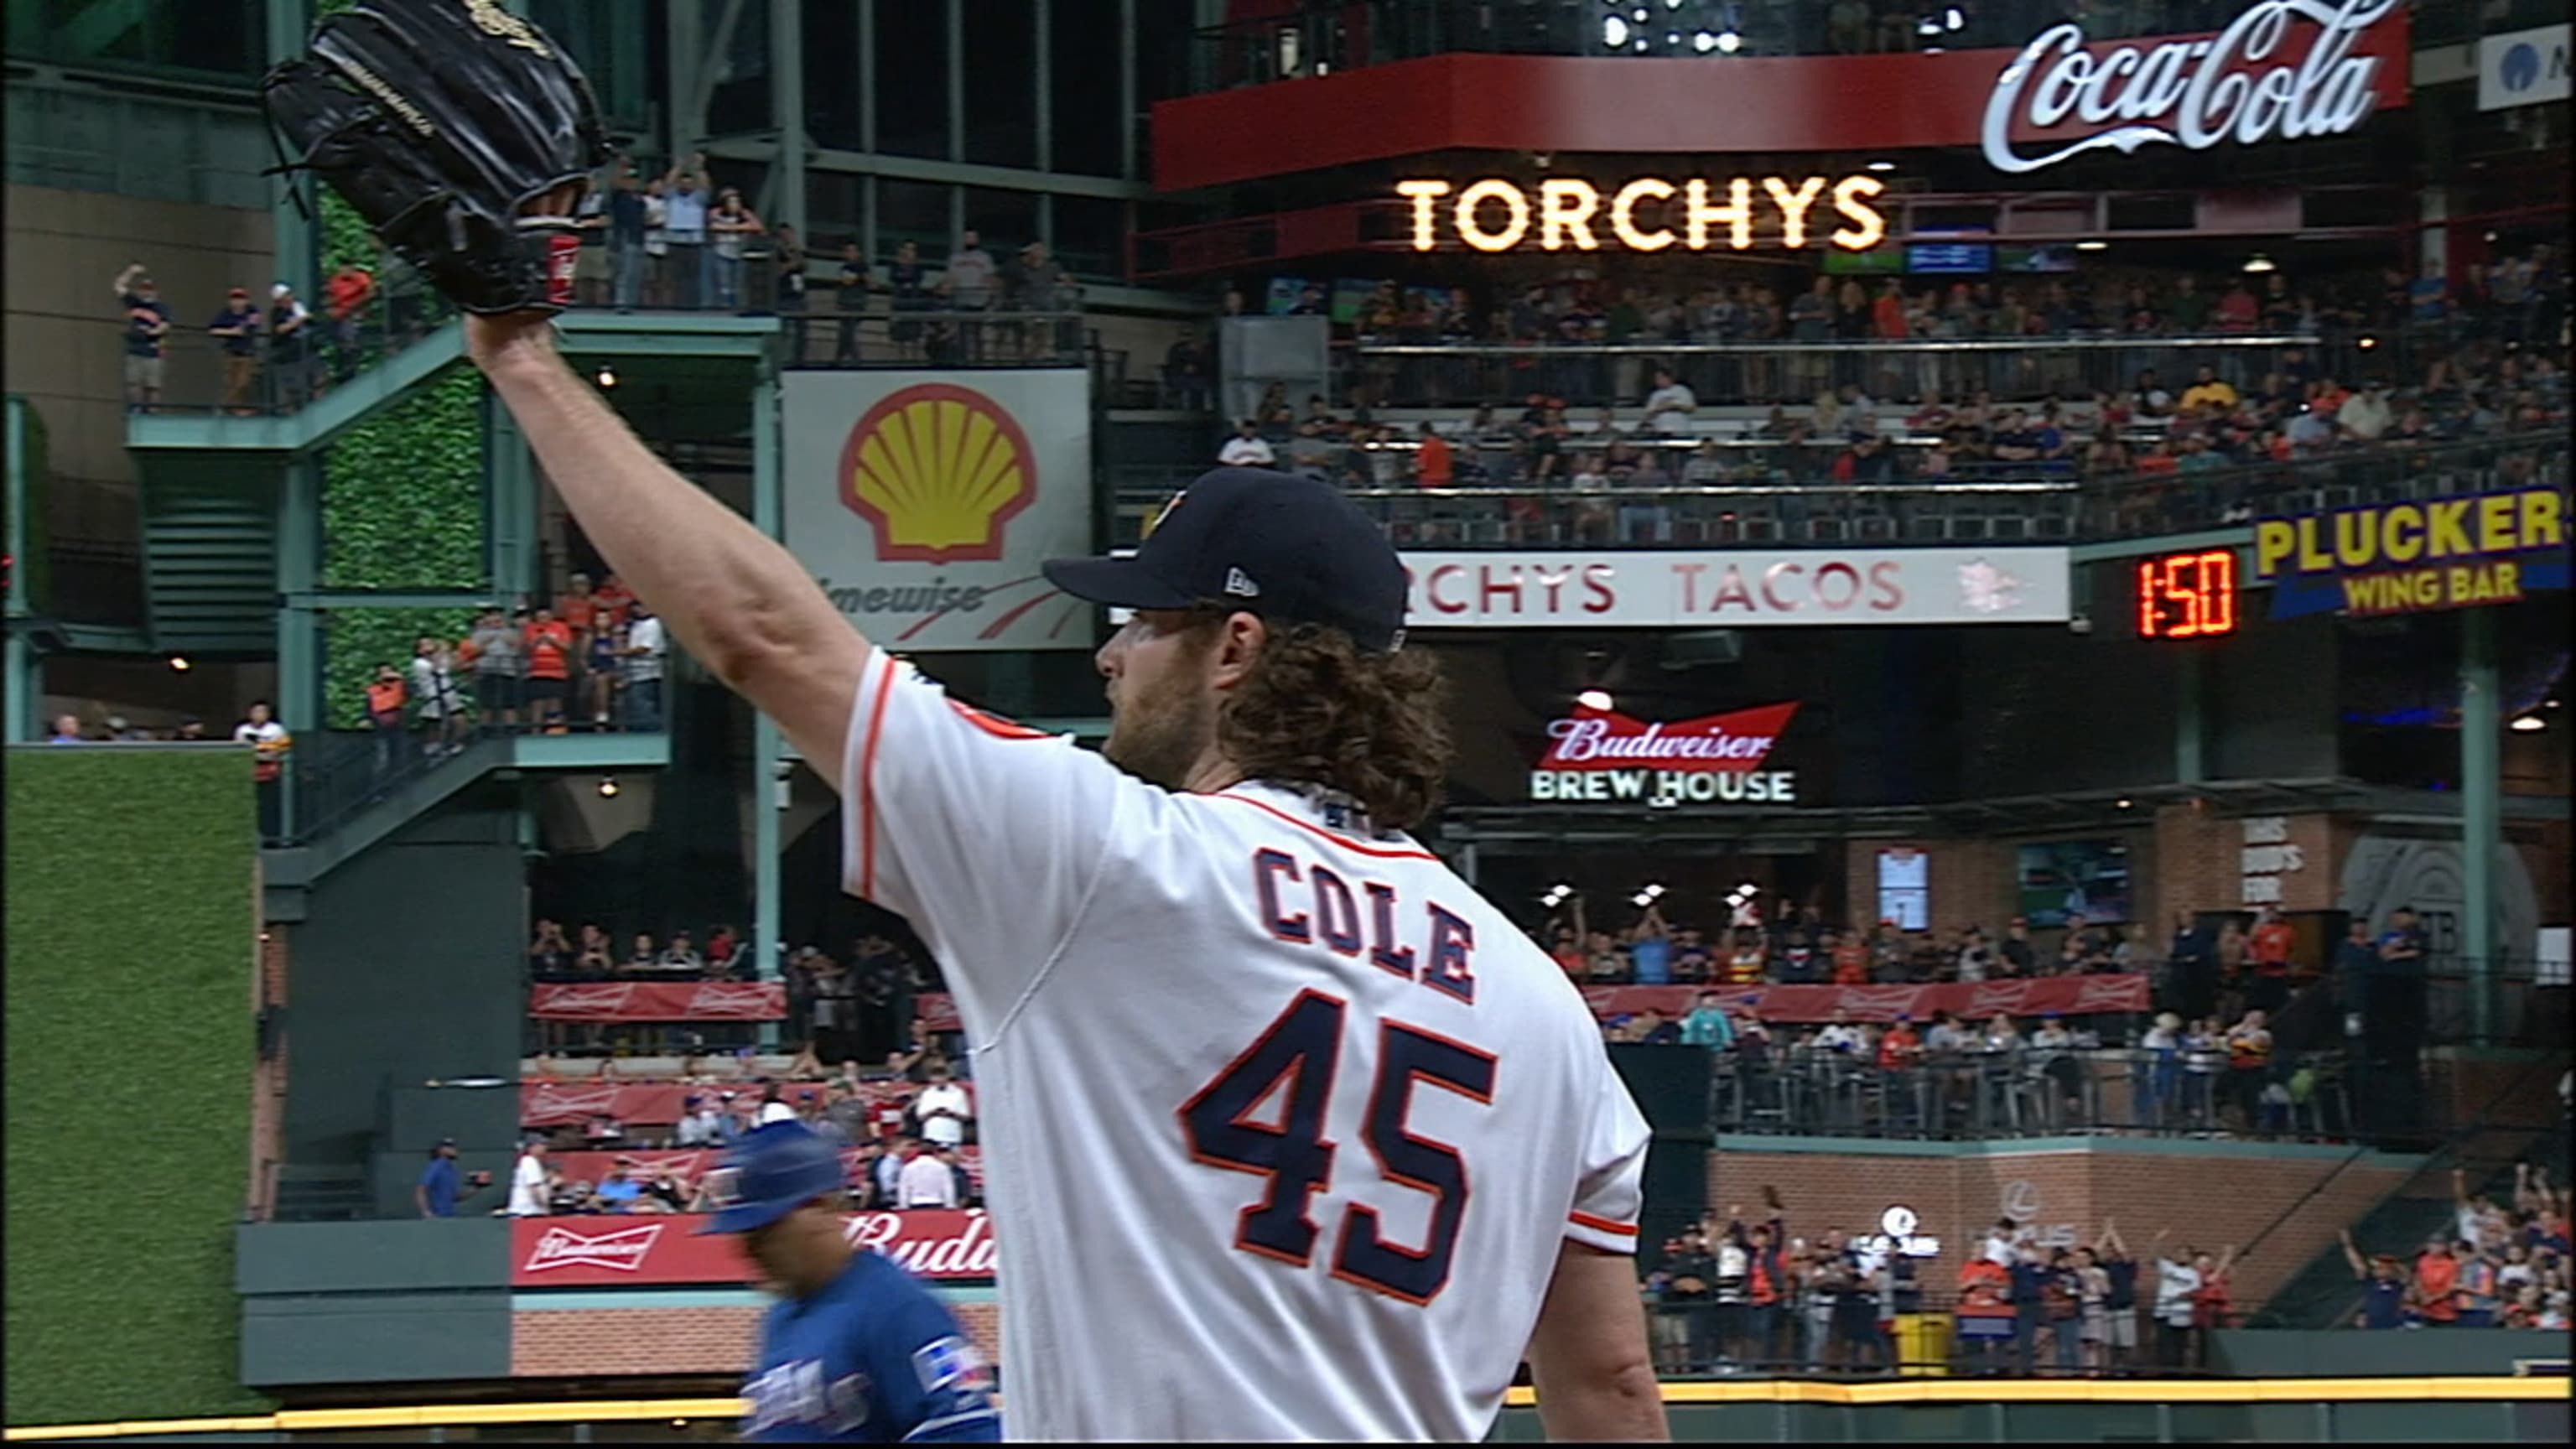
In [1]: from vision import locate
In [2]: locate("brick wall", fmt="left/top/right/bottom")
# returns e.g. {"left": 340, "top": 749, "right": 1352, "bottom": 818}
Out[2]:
{"left": 1706, "top": 1144, "right": 2412, "bottom": 1310}
{"left": 511, "top": 1301, "right": 1000, "bottom": 1379}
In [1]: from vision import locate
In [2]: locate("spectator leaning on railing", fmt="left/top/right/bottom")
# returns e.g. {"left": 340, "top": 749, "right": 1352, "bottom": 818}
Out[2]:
{"left": 207, "top": 285, "right": 262, "bottom": 414}
{"left": 116, "top": 263, "right": 170, "bottom": 413}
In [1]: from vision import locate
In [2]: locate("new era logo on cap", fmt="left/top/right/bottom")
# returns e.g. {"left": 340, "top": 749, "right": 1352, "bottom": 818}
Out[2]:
{"left": 1223, "top": 567, "right": 1260, "bottom": 598}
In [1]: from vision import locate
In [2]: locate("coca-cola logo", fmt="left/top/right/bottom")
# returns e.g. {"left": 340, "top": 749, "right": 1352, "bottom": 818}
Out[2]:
{"left": 1982, "top": 0, "right": 2402, "bottom": 174}
{"left": 522, "top": 1222, "right": 667, "bottom": 1273}
{"left": 845, "top": 1209, "right": 1000, "bottom": 1278}
{"left": 1539, "top": 702, "right": 1800, "bottom": 773}
{"left": 686, "top": 982, "right": 782, "bottom": 1019}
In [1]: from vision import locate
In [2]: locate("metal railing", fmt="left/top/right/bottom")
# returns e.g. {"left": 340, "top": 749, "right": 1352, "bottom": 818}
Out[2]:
{"left": 1697, "top": 1046, "right": 2356, "bottom": 1143}
{"left": 776, "top": 309, "right": 1091, "bottom": 370}
{"left": 122, "top": 271, "right": 460, "bottom": 418}
{"left": 1178, "top": 0, "right": 2257, "bottom": 93}
{"left": 1110, "top": 429, "right": 2572, "bottom": 548}
{"left": 1337, "top": 330, "right": 2496, "bottom": 413}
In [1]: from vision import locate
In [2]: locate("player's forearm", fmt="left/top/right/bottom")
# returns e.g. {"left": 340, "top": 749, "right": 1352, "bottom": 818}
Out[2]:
{"left": 1531, "top": 1361, "right": 1668, "bottom": 1442}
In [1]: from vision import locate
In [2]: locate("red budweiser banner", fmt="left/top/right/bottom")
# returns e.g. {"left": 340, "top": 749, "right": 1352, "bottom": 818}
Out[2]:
{"left": 917, "top": 992, "right": 960, "bottom": 1034}
{"left": 1540, "top": 701, "right": 1800, "bottom": 773}
{"left": 512, "top": 1208, "right": 997, "bottom": 1286}
{"left": 1585, "top": 975, "right": 2149, "bottom": 1025}
{"left": 548, "top": 1145, "right": 984, "bottom": 1194}
{"left": 519, "top": 1078, "right": 974, "bottom": 1128}
{"left": 529, "top": 981, "right": 787, "bottom": 1021}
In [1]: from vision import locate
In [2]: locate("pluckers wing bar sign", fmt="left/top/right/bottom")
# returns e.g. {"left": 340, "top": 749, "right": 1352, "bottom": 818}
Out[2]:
{"left": 1984, "top": 0, "right": 2407, "bottom": 174}
{"left": 1533, "top": 700, "right": 1801, "bottom": 807}
{"left": 2256, "top": 487, "right": 2568, "bottom": 620}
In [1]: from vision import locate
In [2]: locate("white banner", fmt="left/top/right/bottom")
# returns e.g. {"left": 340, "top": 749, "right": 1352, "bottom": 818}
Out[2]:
{"left": 782, "top": 371, "right": 1094, "bottom": 652}
{"left": 1400, "top": 548, "right": 2071, "bottom": 627}
{"left": 2480, "top": 23, "right": 2570, "bottom": 112}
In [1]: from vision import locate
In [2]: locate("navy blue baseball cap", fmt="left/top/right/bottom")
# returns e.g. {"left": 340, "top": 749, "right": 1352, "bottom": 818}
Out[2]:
{"left": 1042, "top": 467, "right": 1410, "bottom": 652}
{"left": 694, "top": 1121, "right": 845, "bottom": 1235}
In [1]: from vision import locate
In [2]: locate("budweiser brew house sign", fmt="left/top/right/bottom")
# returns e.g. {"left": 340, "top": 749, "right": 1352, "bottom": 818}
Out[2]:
{"left": 1984, "top": 0, "right": 2406, "bottom": 174}
{"left": 1532, "top": 700, "right": 1800, "bottom": 808}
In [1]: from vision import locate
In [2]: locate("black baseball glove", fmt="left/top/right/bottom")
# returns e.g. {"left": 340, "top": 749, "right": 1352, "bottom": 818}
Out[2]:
{"left": 262, "top": 0, "right": 610, "bottom": 314}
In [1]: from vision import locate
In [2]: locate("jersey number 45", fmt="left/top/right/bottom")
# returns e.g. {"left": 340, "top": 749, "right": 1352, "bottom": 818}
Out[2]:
{"left": 1179, "top": 989, "right": 1495, "bottom": 1307}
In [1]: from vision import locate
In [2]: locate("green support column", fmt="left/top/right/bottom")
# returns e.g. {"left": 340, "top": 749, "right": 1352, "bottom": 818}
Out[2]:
{"left": 267, "top": 0, "right": 315, "bottom": 293}
{"left": 2459, "top": 606, "right": 2501, "bottom": 1044}
{"left": 6, "top": 397, "right": 34, "bottom": 742}
{"left": 278, "top": 456, "right": 324, "bottom": 829}
{"left": 2174, "top": 642, "right": 2206, "bottom": 785}
{"left": 770, "top": 0, "right": 808, "bottom": 242}
{"left": 486, "top": 390, "right": 537, "bottom": 602}
{"left": 751, "top": 374, "right": 784, "bottom": 1048}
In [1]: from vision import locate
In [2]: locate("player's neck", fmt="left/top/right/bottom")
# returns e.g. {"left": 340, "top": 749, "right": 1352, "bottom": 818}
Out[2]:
{"left": 1177, "top": 749, "right": 1244, "bottom": 797}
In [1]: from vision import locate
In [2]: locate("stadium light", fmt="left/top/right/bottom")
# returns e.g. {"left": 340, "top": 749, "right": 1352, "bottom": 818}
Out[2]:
{"left": 1576, "top": 688, "right": 1615, "bottom": 711}
{"left": 168, "top": 655, "right": 192, "bottom": 671}
{"left": 1866, "top": 159, "right": 1896, "bottom": 172}
{"left": 1717, "top": 29, "right": 1741, "bottom": 52}
{"left": 2076, "top": 240, "right": 2108, "bottom": 251}
{"left": 598, "top": 776, "right": 620, "bottom": 797}
{"left": 2242, "top": 254, "right": 2277, "bottom": 273}
{"left": 1692, "top": 29, "right": 1717, "bottom": 51}
{"left": 2511, "top": 714, "right": 2546, "bottom": 732}
{"left": 595, "top": 365, "right": 617, "bottom": 387}
{"left": 1602, "top": 15, "right": 1630, "bottom": 47}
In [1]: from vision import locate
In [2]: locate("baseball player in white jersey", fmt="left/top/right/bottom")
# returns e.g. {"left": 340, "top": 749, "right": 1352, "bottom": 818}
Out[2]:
{"left": 464, "top": 310, "right": 1666, "bottom": 1442}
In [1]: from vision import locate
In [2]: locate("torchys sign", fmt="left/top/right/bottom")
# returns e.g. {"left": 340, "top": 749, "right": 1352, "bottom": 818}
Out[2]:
{"left": 1983, "top": 0, "right": 2407, "bottom": 174}
{"left": 1530, "top": 700, "right": 1801, "bottom": 808}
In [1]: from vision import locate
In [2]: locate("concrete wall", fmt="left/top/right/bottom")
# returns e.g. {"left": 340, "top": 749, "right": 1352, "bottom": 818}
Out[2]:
{"left": 2, "top": 183, "right": 272, "bottom": 548}
{"left": 1706, "top": 1140, "right": 2421, "bottom": 1312}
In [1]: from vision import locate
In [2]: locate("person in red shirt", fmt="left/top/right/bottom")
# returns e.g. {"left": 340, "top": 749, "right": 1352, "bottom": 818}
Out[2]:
{"left": 1877, "top": 1015, "right": 1921, "bottom": 1070}
{"left": 522, "top": 605, "right": 574, "bottom": 731}
{"left": 592, "top": 573, "right": 637, "bottom": 629}
{"left": 2247, "top": 906, "right": 2295, "bottom": 1012}
{"left": 1414, "top": 423, "right": 1452, "bottom": 486}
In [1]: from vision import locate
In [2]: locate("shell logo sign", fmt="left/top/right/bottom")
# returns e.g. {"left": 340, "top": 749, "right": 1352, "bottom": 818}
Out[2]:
{"left": 837, "top": 382, "right": 1037, "bottom": 564}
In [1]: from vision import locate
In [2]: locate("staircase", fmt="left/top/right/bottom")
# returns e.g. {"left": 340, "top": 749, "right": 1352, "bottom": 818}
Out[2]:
{"left": 138, "top": 454, "right": 283, "bottom": 654}
{"left": 271, "top": 1162, "right": 371, "bottom": 1223}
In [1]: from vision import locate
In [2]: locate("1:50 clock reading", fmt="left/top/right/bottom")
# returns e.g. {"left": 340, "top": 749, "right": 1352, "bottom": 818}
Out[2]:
{"left": 2137, "top": 550, "right": 2238, "bottom": 639}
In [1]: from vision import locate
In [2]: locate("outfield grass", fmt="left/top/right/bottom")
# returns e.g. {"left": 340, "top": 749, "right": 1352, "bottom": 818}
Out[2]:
{"left": 4, "top": 747, "right": 274, "bottom": 1425}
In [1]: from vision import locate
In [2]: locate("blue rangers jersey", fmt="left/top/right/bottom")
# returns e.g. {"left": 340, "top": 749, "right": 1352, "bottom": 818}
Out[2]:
{"left": 741, "top": 1250, "right": 1000, "bottom": 1442}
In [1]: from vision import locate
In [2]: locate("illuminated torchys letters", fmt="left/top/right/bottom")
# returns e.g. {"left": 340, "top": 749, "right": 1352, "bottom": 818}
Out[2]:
{"left": 1394, "top": 174, "right": 1887, "bottom": 253}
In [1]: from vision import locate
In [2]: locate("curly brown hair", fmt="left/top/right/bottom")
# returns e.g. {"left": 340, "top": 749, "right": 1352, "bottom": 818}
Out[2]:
{"left": 1214, "top": 621, "right": 1453, "bottom": 834}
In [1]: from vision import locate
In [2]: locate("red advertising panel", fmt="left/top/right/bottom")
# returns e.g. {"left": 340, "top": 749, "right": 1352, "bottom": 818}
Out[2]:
{"left": 528, "top": 981, "right": 786, "bottom": 1021}
{"left": 511, "top": 1208, "right": 998, "bottom": 1285}
{"left": 1585, "top": 975, "right": 2149, "bottom": 1024}
{"left": 1153, "top": 7, "right": 2412, "bottom": 190}
{"left": 1539, "top": 701, "right": 1800, "bottom": 774}
{"left": 517, "top": 1078, "right": 971, "bottom": 1128}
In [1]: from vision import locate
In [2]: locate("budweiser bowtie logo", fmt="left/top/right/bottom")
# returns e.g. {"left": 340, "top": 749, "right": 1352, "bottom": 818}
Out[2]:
{"left": 1539, "top": 702, "right": 1800, "bottom": 774}
{"left": 846, "top": 1209, "right": 1001, "bottom": 1278}
{"left": 686, "top": 982, "right": 776, "bottom": 1018}
{"left": 527, "top": 1083, "right": 621, "bottom": 1119}
{"left": 522, "top": 1223, "right": 667, "bottom": 1273}
{"left": 546, "top": 983, "right": 636, "bottom": 1017}
{"left": 1982, "top": 0, "right": 2402, "bottom": 174}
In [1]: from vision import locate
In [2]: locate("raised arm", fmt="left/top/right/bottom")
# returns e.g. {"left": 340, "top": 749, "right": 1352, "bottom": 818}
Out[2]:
{"left": 464, "top": 314, "right": 867, "bottom": 787}
{"left": 2339, "top": 1228, "right": 2368, "bottom": 1280}
{"left": 1526, "top": 1243, "right": 1670, "bottom": 1442}
{"left": 2215, "top": 1244, "right": 2237, "bottom": 1278}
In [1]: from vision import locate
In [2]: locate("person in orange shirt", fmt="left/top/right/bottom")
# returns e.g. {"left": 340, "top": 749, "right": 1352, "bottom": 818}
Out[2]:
{"left": 366, "top": 661, "right": 408, "bottom": 777}
{"left": 1414, "top": 423, "right": 1452, "bottom": 487}
{"left": 522, "top": 605, "right": 574, "bottom": 732}
{"left": 1955, "top": 1254, "right": 2016, "bottom": 1372}
{"left": 325, "top": 262, "right": 376, "bottom": 379}
{"left": 2412, "top": 1239, "right": 2460, "bottom": 1325}
{"left": 2247, "top": 905, "right": 2295, "bottom": 1012}
{"left": 557, "top": 572, "right": 608, "bottom": 729}
{"left": 1877, "top": 1014, "right": 1922, "bottom": 1071}
{"left": 1722, "top": 929, "right": 1768, "bottom": 986}
{"left": 1830, "top": 929, "right": 1868, "bottom": 986}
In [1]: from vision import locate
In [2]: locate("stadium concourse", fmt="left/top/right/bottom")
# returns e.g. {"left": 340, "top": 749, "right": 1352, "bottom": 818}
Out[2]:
{"left": 6, "top": 0, "right": 2573, "bottom": 1441}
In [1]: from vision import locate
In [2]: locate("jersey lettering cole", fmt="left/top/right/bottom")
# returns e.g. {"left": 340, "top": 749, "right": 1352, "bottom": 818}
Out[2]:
{"left": 841, "top": 647, "right": 1649, "bottom": 1441}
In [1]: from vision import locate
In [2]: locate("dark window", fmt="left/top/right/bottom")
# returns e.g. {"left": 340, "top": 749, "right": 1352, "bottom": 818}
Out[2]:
{"left": 807, "top": 172, "right": 866, "bottom": 255}
{"left": 962, "top": 0, "right": 1038, "bottom": 169}
{"left": 1048, "top": 0, "right": 1123, "bottom": 177}
{"left": 1054, "top": 195, "right": 1129, "bottom": 283}
{"left": 703, "top": 0, "right": 772, "bottom": 138}
{"left": 963, "top": 187, "right": 1041, "bottom": 253}
{"left": 1133, "top": 0, "right": 1197, "bottom": 178}
{"left": 801, "top": 0, "right": 864, "bottom": 152}
{"left": 875, "top": 0, "right": 951, "bottom": 159}
{"left": 878, "top": 179, "right": 952, "bottom": 260}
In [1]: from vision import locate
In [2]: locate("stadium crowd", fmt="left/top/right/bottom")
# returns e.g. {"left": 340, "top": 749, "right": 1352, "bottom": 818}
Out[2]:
{"left": 2338, "top": 1165, "right": 2573, "bottom": 1332}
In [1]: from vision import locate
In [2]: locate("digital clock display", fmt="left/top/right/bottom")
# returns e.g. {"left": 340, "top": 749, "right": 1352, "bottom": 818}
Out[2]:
{"left": 2137, "top": 549, "right": 2238, "bottom": 639}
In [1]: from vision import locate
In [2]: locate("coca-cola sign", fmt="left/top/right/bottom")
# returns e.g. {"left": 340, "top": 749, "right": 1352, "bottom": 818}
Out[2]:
{"left": 1532, "top": 701, "right": 1802, "bottom": 808}
{"left": 1983, "top": 0, "right": 2404, "bottom": 174}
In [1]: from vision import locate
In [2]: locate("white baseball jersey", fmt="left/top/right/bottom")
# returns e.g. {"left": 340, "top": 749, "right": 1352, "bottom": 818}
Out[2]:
{"left": 839, "top": 647, "right": 1649, "bottom": 1441}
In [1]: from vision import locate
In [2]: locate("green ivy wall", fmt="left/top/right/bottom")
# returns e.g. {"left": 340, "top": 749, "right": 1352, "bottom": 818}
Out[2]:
{"left": 319, "top": 371, "right": 489, "bottom": 725}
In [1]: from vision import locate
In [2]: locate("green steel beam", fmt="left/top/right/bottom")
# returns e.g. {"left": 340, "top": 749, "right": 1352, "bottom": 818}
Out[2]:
{"left": 2069, "top": 527, "right": 2252, "bottom": 564}
{"left": 126, "top": 324, "right": 465, "bottom": 453}
{"left": 278, "top": 455, "right": 322, "bottom": 825}
{"left": 2459, "top": 607, "right": 2501, "bottom": 1045}
{"left": 721, "top": 142, "right": 1156, "bottom": 201}
{"left": 751, "top": 372, "right": 783, "bottom": 1051}
{"left": 770, "top": 0, "right": 807, "bottom": 242}
{"left": 5, "top": 397, "right": 32, "bottom": 741}
{"left": 2175, "top": 641, "right": 2206, "bottom": 786}
{"left": 268, "top": 0, "right": 315, "bottom": 293}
